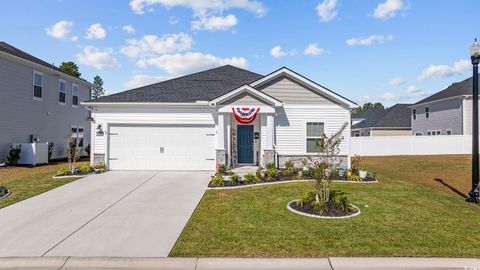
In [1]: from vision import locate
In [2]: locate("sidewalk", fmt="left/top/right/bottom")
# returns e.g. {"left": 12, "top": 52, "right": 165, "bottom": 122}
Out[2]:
{"left": 0, "top": 257, "right": 479, "bottom": 270}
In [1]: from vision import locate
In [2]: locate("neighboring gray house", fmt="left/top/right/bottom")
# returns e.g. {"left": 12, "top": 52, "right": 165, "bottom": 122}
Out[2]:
{"left": 0, "top": 42, "right": 92, "bottom": 162}
{"left": 410, "top": 75, "right": 477, "bottom": 136}
{"left": 351, "top": 104, "right": 412, "bottom": 136}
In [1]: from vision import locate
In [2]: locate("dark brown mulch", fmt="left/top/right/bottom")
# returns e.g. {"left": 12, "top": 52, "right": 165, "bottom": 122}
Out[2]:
{"left": 289, "top": 200, "right": 359, "bottom": 217}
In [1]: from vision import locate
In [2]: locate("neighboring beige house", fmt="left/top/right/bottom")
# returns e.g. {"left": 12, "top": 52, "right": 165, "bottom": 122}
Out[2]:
{"left": 83, "top": 66, "right": 357, "bottom": 171}
{"left": 351, "top": 104, "right": 412, "bottom": 136}
{"left": 0, "top": 42, "right": 92, "bottom": 162}
{"left": 410, "top": 75, "right": 477, "bottom": 136}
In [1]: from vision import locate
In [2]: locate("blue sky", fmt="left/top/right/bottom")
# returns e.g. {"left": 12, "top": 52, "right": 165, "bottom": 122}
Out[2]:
{"left": 0, "top": 0, "right": 478, "bottom": 106}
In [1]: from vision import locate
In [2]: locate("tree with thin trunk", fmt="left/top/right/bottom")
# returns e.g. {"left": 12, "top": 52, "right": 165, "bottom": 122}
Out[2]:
{"left": 59, "top": 61, "right": 81, "bottom": 78}
{"left": 65, "top": 133, "right": 80, "bottom": 172}
{"left": 91, "top": 75, "right": 105, "bottom": 99}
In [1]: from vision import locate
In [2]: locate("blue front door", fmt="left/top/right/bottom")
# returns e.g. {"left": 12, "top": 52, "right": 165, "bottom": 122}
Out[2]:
{"left": 237, "top": 125, "right": 254, "bottom": 164}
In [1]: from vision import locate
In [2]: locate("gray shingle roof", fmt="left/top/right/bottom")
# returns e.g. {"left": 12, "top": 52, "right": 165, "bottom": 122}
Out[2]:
{"left": 0, "top": 41, "right": 91, "bottom": 84}
{"left": 87, "top": 65, "right": 263, "bottom": 103}
{"left": 414, "top": 74, "right": 479, "bottom": 105}
{"left": 352, "top": 104, "right": 411, "bottom": 129}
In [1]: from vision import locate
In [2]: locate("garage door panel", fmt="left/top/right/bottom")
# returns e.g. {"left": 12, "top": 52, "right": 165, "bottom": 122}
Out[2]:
{"left": 108, "top": 125, "right": 215, "bottom": 170}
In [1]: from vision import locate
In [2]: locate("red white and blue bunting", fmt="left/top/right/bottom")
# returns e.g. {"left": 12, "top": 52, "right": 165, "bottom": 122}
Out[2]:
{"left": 232, "top": 107, "right": 260, "bottom": 124}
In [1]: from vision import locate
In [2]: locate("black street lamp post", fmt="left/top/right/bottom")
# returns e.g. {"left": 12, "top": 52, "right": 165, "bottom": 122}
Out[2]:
{"left": 467, "top": 38, "right": 480, "bottom": 203}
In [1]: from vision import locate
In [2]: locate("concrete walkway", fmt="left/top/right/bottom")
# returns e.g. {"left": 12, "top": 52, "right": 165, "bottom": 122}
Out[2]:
{"left": 0, "top": 257, "right": 478, "bottom": 270}
{"left": 0, "top": 171, "right": 211, "bottom": 257}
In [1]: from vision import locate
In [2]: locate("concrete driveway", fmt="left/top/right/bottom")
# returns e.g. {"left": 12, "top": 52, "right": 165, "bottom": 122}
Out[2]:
{"left": 0, "top": 171, "right": 211, "bottom": 257}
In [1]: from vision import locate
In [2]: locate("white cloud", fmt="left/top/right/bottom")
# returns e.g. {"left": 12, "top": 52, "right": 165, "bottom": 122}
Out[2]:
{"left": 70, "top": 36, "right": 79, "bottom": 42}
{"left": 169, "top": 16, "right": 179, "bottom": 24}
{"left": 123, "top": 74, "right": 169, "bottom": 89}
{"left": 120, "top": 33, "right": 193, "bottom": 58}
{"left": 135, "top": 52, "right": 248, "bottom": 75}
{"left": 45, "top": 20, "right": 73, "bottom": 39}
{"left": 270, "top": 45, "right": 296, "bottom": 58}
{"left": 346, "top": 35, "right": 394, "bottom": 46}
{"left": 380, "top": 85, "right": 428, "bottom": 102}
{"left": 76, "top": 46, "right": 120, "bottom": 70}
{"left": 381, "top": 92, "right": 400, "bottom": 102}
{"left": 122, "top": 25, "right": 136, "bottom": 34}
{"left": 192, "top": 14, "right": 238, "bottom": 31}
{"left": 129, "top": 0, "right": 266, "bottom": 16}
{"left": 85, "top": 23, "right": 107, "bottom": 40}
{"left": 304, "top": 43, "right": 325, "bottom": 56}
{"left": 417, "top": 59, "right": 470, "bottom": 80}
{"left": 374, "top": 0, "right": 404, "bottom": 20}
{"left": 316, "top": 0, "right": 337, "bottom": 22}
{"left": 387, "top": 76, "right": 406, "bottom": 86}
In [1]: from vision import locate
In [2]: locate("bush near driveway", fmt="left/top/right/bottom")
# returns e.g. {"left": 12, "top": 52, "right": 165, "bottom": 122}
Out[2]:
{"left": 0, "top": 159, "right": 89, "bottom": 209}
{"left": 171, "top": 155, "right": 480, "bottom": 258}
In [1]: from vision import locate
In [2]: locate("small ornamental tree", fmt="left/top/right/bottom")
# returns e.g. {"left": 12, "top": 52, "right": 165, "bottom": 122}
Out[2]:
{"left": 309, "top": 122, "right": 348, "bottom": 202}
{"left": 65, "top": 133, "right": 80, "bottom": 172}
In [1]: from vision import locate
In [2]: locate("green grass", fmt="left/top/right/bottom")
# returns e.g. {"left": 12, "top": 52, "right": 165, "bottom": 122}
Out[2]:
{"left": 171, "top": 156, "right": 480, "bottom": 257}
{"left": 0, "top": 160, "right": 88, "bottom": 209}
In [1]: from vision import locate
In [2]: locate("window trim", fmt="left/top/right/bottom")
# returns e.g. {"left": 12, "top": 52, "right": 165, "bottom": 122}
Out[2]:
{"left": 427, "top": 129, "right": 441, "bottom": 136}
{"left": 33, "top": 70, "right": 43, "bottom": 101}
{"left": 72, "top": 83, "right": 79, "bottom": 108}
{"left": 425, "top": 106, "right": 430, "bottom": 119}
{"left": 412, "top": 108, "right": 416, "bottom": 120}
{"left": 446, "top": 129, "right": 453, "bottom": 135}
{"left": 305, "top": 121, "right": 326, "bottom": 154}
{"left": 58, "top": 79, "right": 66, "bottom": 105}
{"left": 415, "top": 132, "right": 423, "bottom": 136}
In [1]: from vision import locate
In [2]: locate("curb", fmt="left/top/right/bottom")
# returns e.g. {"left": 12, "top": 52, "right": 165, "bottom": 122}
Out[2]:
{"left": 52, "top": 174, "right": 93, "bottom": 179}
{"left": 287, "top": 200, "right": 361, "bottom": 219}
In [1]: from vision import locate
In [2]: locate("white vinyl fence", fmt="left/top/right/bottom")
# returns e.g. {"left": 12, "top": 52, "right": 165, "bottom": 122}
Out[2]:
{"left": 351, "top": 135, "right": 472, "bottom": 156}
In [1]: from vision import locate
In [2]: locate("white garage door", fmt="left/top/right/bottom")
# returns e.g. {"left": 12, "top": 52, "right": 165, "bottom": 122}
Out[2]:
{"left": 108, "top": 125, "right": 216, "bottom": 170}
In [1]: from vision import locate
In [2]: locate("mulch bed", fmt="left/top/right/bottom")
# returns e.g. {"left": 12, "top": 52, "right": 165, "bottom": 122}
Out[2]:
{"left": 289, "top": 200, "right": 359, "bottom": 217}
{"left": 0, "top": 186, "right": 11, "bottom": 200}
{"left": 208, "top": 174, "right": 377, "bottom": 188}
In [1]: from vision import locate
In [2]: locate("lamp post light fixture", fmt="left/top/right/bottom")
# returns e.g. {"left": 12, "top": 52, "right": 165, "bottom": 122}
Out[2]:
{"left": 467, "top": 38, "right": 480, "bottom": 203}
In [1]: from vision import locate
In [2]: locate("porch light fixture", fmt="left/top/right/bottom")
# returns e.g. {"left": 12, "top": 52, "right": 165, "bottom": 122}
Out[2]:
{"left": 467, "top": 38, "right": 480, "bottom": 203}
{"left": 96, "top": 124, "right": 104, "bottom": 136}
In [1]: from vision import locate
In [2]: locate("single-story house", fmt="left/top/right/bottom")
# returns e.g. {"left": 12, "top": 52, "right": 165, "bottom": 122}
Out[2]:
{"left": 351, "top": 104, "right": 412, "bottom": 136}
{"left": 410, "top": 75, "right": 478, "bottom": 136}
{"left": 82, "top": 65, "right": 357, "bottom": 171}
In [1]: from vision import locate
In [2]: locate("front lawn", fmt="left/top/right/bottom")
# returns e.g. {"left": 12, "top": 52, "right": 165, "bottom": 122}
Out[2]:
{"left": 0, "top": 159, "right": 89, "bottom": 209}
{"left": 171, "top": 155, "right": 480, "bottom": 257}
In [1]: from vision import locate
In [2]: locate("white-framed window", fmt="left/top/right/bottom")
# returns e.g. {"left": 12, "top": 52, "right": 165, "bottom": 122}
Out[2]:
{"left": 446, "top": 129, "right": 453, "bottom": 135}
{"left": 415, "top": 132, "right": 423, "bottom": 136}
{"left": 33, "top": 71, "right": 43, "bottom": 100}
{"left": 70, "top": 125, "right": 84, "bottom": 147}
{"left": 427, "top": 130, "right": 441, "bottom": 136}
{"left": 306, "top": 122, "right": 324, "bottom": 153}
{"left": 58, "top": 79, "right": 66, "bottom": 104}
{"left": 412, "top": 109, "right": 416, "bottom": 120}
{"left": 425, "top": 106, "right": 430, "bottom": 119}
{"left": 72, "top": 83, "right": 79, "bottom": 107}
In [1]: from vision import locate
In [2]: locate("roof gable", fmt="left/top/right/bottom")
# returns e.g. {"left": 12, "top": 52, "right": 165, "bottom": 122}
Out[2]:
{"left": 211, "top": 85, "right": 282, "bottom": 107}
{"left": 353, "top": 104, "right": 411, "bottom": 129}
{"left": 413, "top": 74, "right": 478, "bottom": 106}
{"left": 250, "top": 67, "right": 357, "bottom": 108}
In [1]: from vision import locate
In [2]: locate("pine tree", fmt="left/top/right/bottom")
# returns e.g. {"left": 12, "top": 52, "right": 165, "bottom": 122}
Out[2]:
{"left": 91, "top": 75, "right": 105, "bottom": 99}
{"left": 59, "top": 61, "right": 81, "bottom": 77}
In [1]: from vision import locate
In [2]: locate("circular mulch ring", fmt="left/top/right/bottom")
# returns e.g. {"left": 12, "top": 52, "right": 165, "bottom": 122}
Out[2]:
{"left": 287, "top": 200, "right": 361, "bottom": 219}
{"left": 0, "top": 187, "right": 11, "bottom": 201}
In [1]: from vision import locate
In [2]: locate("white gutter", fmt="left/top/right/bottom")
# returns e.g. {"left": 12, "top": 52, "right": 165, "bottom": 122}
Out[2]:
{"left": 81, "top": 101, "right": 210, "bottom": 107}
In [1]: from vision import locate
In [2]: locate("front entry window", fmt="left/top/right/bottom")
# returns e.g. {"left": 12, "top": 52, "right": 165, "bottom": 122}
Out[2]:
{"left": 306, "top": 122, "right": 324, "bottom": 153}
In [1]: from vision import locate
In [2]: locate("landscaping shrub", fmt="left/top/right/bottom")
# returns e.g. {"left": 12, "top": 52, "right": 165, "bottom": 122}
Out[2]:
{"left": 56, "top": 168, "right": 71, "bottom": 176}
{"left": 94, "top": 162, "right": 107, "bottom": 171}
{"left": 265, "top": 163, "right": 278, "bottom": 179}
{"left": 256, "top": 168, "right": 263, "bottom": 180}
{"left": 282, "top": 161, "right": 296, "bottom": 178}
{"left": 244, "top": 173, "right": 260, "bottom": 184}
{"left": 211, "top": 173, "right": 225, "bottom": 187}
{"left": 230, "top": 174, "right": 240, "bottom": 184}
{"left": 217, "top": 164, "right": 227, "bottom": 175}
{"left": 311, "top": 200, "right": 327, "bottom": 215}
{"left": 298, "top": 191, "right": 316, "bottom": 207}
{"left": 7, "top": 146, "right": 21, "bottom": 165}
{"left": 334, "top": 195, "right": 350, "bottom": 211}
{"left": 79, "top": 164, "right": 94, "bottom": 174}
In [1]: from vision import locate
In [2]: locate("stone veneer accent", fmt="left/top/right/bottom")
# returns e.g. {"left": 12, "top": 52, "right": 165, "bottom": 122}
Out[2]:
{"left": 93, "top": 154, "right": 105, "bottom": 165}
{"left": 278, "top": 155, "right": 348, "bottom": 169}
{"left": 262, "top": 150, "right": 275, "bottom": 168}
{"left": 216, "top": 149, "right": 227, "bottom": 167}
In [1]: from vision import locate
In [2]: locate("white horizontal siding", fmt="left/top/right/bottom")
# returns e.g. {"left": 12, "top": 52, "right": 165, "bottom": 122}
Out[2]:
{"left": 91, "top": 106, "right": 216, "bottom": 154}
{"left": 274, "top": 105, "right": 350, "bottom": 156}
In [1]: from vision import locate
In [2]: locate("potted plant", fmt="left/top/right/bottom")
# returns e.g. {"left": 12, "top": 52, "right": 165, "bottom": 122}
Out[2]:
{"left": 358, "top": 165, "right": 368, "bottom": 179}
